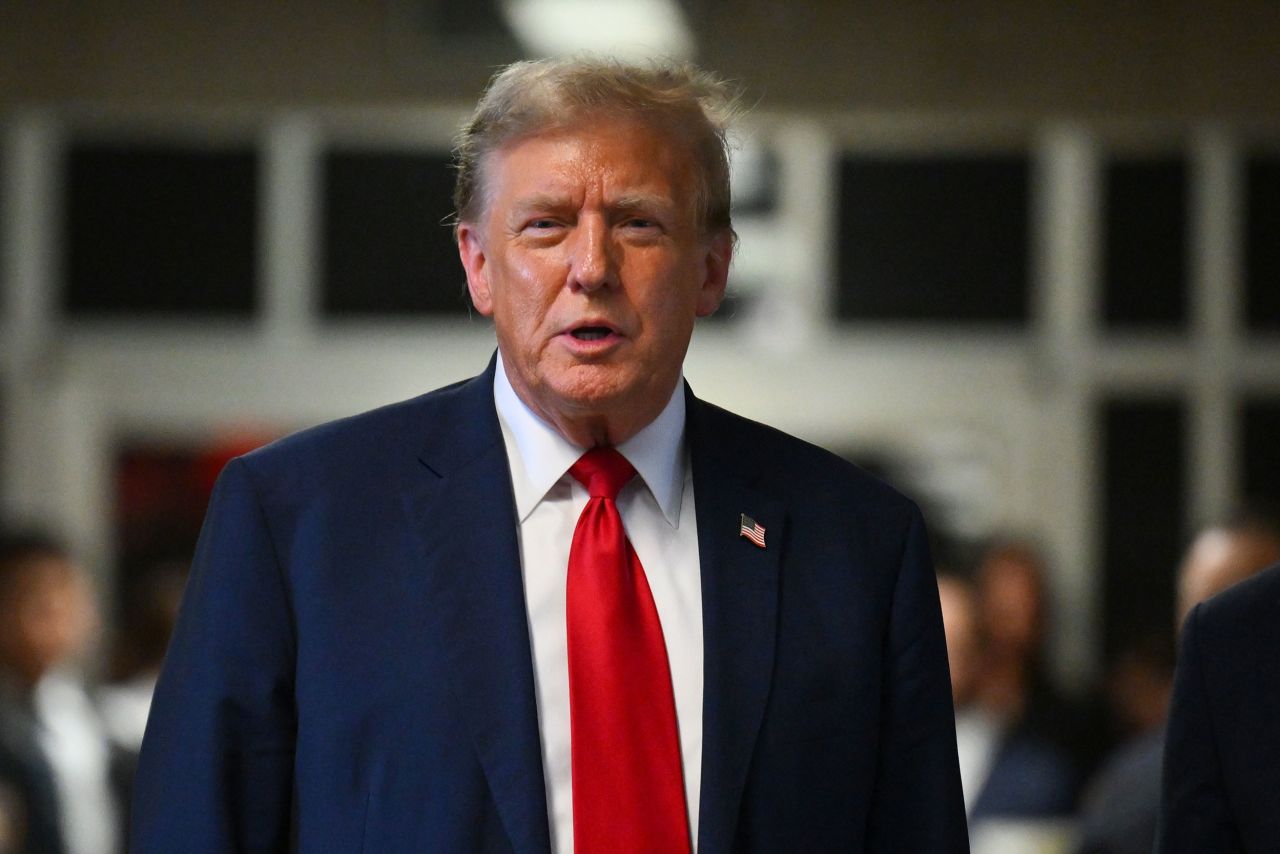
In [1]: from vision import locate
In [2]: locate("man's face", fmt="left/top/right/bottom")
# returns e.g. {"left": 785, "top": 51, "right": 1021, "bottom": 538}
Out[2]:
{"left": 458, "top": 117, "right": 731, "bottom": 444}
{"left": 977, "top": 554, "right": 1043, "bottom": 655}
{"left": 937, "top": 577, "right": 980, "bottom": 707}
{"left": 0, "top": 557, "right": 97, "bottom": 685}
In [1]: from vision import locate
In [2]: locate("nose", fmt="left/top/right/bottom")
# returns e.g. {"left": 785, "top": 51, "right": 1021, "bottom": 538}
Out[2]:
{"left": 567, "top": 215, "right": 617, "bottom": 294}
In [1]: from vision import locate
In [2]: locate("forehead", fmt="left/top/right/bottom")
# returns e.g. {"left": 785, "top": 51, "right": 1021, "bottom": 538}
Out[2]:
{"left": 482, "top": 118, "right": 697, "bottom": 208}
{"left": 0, "top": 555, "right": 78, "bottom": 599}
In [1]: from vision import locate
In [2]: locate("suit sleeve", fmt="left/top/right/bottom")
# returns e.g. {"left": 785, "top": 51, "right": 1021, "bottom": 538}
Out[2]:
{"left": 1155, "top": 604, "right": 1241, "bottom": 853}
{"left": 131, "top": 457, "right": 298, "bottom": 853}
{"left": 865, "top": 504, "right": 970, "bottom": 852}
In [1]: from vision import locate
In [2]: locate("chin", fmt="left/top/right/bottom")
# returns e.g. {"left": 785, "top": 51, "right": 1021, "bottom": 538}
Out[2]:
{"left": 550, "top": 381, "right": 629, "bottom": 414}
{"left": 545, "top": 366, "right": 641, "bottom": 411}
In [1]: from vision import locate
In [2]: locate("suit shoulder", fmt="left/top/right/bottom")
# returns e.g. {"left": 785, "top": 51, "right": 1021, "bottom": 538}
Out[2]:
{"left": 232, "top": 372, "right": 487, "bottom": 489}
{"left": 692, "top": 398, "right": 918, "bottom": 519}
{"left": 1196, "top": 561, "right": 1280, "bottom": 643}
{"left": 1177, "top": 563, "right": 1280, "bottom": 724}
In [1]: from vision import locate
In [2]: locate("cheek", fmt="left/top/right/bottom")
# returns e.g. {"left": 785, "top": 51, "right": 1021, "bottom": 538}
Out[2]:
{"left": 490, "top": 281, "right": 558, "bottom": 362}
{"left": 494, "top": 258, "right": 561, "bottom": 321}
{"left": 650, "top": 273, "right": 702, "bottom": 332}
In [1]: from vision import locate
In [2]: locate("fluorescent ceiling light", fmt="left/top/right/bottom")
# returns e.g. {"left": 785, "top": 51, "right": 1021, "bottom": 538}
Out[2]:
{"left": 502, "top": 0, "right": 695, "bottom": 61}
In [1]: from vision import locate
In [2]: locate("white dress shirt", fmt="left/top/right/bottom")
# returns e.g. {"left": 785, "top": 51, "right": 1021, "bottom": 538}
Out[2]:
{"left": 34, "top": 673, "right": 120, "bottom": 854}
{"left": 953, "top": 704, "right": 1004, "bottom": 817}
{"left": 493, "top": 355, "right": 704, "bottom": 854}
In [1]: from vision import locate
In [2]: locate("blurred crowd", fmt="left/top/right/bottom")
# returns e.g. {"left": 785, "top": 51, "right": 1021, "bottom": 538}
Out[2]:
{"left": 940, "top": 510, "right": 1280, "bottom": 854}
{"left": 0, "top": 533, "right": 185, "bottom": 854}
{"left": 1, "top": 506, "right": 1277, "bottom": 852}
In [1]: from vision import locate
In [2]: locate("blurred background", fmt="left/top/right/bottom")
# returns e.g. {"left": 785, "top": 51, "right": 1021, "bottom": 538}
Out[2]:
{"left": 1, "top": 1, "right": 1279, "bottom": 852}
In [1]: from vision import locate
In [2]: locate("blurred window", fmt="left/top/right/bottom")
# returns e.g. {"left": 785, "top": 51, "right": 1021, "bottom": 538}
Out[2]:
{"left": 1241, "top": 397, "right": 1280, "bottom": 508}
{"left": 1245, "top": 155, "right": 1280, "bottom": 333}
{"left": 321, "top": 150, "right": 467, "bottom": 317}
{"left": 1099, "top": 397, "right": 1186, "bottom": 661}
{"left": 1102, "top": 157, "right": 1189, "bottom": 332}
{"left": 64, "top": 143, "right": 258, "bottom": 317}
{"left": 835, "top": 154, "right": 1030, "bottom": 324}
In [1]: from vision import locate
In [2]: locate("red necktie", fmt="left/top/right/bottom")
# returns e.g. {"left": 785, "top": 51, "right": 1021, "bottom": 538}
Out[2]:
{"left": 567, "top": 447, "right": 691, "bottom": 854}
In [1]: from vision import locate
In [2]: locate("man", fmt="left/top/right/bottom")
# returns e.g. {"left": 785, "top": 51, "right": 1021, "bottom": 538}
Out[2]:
{"left": 1077, "top": 512, "right": 1280, "bottom": 854}
{"left": 1156, "top": 557, "right": 1280, "bottom": 852}
{"left": 0, "top": 531, "right": 120, "bottom": 854}
{"left": 938, "top": 573, "right": 1074, "bottom": 824}
{"left": 132, "top": 58, "right": 966, "bottom": 852}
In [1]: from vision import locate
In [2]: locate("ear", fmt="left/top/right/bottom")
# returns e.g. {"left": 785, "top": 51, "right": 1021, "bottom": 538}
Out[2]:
{"left": 457, "top": 222, "right": 494, "bottom": 316}
{"left": 694, "top": 230, "right": 733, "bottom": 317}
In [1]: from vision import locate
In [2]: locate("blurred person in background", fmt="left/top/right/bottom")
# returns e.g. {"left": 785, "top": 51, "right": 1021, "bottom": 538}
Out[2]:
{"left": 99, "top": 560, "right": 188, "bottom": 753}
{"left": 939, "top": 571, "right": 1076, "bottom": 827}
{"left": 0, "top": 531, "right": 121, "bottom": 854}
{"left": 974, "top": 540, "right": 1108, "bottom": 792}
{"left": 97, "top": 560, "right": 188, "bottom": 835}
{"left": 973, "top": 542, "right": 1048, "bottom": 725}
{"left": 0, "top": 774, "right": 24, "bottom": 853}
{"left": 1100, "top": 633, "right": 1175, "bottom": 747}
{"left": 1076, "top": 509, "right": 1280, "bottom": 854}
{"left": 1156, "top": 557, "right": 1280, "bottom": 851}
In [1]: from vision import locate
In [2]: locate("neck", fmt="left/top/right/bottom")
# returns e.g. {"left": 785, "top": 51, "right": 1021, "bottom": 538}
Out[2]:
{"left": 527, "top": 395, "right": 667, "bottom": 448}
{"left": 497, "top": 356, "right": 680, "bottom": 449}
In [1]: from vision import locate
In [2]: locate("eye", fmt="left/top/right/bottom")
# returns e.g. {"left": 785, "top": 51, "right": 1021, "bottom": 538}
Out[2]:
{"left": 526, "top": 218, "right": 561, "bottom": 231}
{"left": 622, "top": 217, "right": 663, "bottom": 233}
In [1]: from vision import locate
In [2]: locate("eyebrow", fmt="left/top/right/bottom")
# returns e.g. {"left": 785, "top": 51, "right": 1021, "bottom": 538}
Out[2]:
{"left": 610, "top": 193, "right": 678, "bottom": 215}
{"left": 511, "top": 193, "right": 569, "bottom": 215}
{"left": 511, "top": 192, "right": 676, "bottom": 212}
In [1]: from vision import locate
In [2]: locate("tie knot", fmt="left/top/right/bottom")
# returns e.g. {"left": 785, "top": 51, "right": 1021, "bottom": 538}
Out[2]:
{"left": 569, "top": 447, "right": 637, "bottom": 500}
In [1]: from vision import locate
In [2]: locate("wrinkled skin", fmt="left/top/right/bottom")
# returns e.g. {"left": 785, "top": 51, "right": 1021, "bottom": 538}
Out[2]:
{"left": 457, "top": 117, "right": 732, "bottom": 447}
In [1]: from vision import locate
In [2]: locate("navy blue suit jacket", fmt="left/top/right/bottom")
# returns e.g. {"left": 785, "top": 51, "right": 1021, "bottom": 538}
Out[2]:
{"left": 1156, "top": 561, "right": 1280, "bottom": 853}
{"left": 970, "top": 727, "right": 1076, "bottom": 822}
{"left": 131, "top": 361, "right": 967, "bottom": 852}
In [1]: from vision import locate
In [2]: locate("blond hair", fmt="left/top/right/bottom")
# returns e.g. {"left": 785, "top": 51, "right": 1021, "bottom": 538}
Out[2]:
{"left": 453, "top": 56, "right": 738, "bottom": 237}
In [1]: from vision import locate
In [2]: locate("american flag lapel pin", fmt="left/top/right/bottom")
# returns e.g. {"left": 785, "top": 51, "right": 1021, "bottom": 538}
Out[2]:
{"left": 739, "top": 513, "right": 766, "bottom": 548}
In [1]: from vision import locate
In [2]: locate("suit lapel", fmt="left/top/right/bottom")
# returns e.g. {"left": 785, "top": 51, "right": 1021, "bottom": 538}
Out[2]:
{"left": 394, "top": 371, "right": 783, "bottom": 854}
{"left": 688, "top": 392, "right": 784, "bottom": 854}
{"left": 399, "top": 362, "right": 551, "bottom": 854}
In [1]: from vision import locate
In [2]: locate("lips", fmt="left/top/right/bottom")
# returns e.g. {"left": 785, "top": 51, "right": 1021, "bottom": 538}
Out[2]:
{"left": 562, "top": 319, "right": 622, "bottom": 340}
{"left": 558, "top": 320, "right": 625, "bottom": 353}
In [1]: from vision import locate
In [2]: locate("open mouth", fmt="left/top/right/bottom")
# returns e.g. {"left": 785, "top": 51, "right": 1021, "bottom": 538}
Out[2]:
{"left": 570, "top": 326, "right": 613, "bottom": 341}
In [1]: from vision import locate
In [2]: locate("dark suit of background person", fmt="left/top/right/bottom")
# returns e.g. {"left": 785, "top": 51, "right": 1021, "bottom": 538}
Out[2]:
{"left": 1156, "top": 561, "right": 1280, "bottom": 853}
{"left": 1076, "top": 516, "right": 1280, "bottom": 854}
{"left": 0, "top": 705, "right": 64, "bottom": 853}
{"left": 968, "top": 728, "right": 1077, "bottom": 822}
{"left": 131, "top": 57, "right": 967, "bottom": 853}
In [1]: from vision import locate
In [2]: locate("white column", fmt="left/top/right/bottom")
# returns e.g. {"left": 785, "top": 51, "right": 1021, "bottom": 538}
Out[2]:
{"left": 1030, "top": 123, "right": 1100, "bottom": 689}
{"left": 739, "top": 120, "right": 836, "bottom": 348}
{"left": 1, "top": 114, "right": 60, "bottom": 521}
{"left": 1187, "top": 126, "right": 1239, "bottom": 528}
{"left": 0, "top": 115, "right": 115, "bottom": 583}
{"left": 260, "top": 115, "right": 320, "bottom": 347}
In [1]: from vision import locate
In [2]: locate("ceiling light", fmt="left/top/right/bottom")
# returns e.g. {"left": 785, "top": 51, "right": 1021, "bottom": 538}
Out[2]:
{"left": 501, "top": 0, "right": 695, "bottom": 61}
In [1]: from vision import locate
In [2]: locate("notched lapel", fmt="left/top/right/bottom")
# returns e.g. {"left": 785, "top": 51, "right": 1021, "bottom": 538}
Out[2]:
{"left": 688, "top": 395, "right": 784, "bottom": 854}
{"left": 398, "top": 365, "right": 551, "bottom": 854}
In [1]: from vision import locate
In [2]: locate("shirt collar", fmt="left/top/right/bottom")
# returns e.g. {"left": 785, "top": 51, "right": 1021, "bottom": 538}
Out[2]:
{"left": 493, "top": 353, "right": 686, "bottom": 527}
